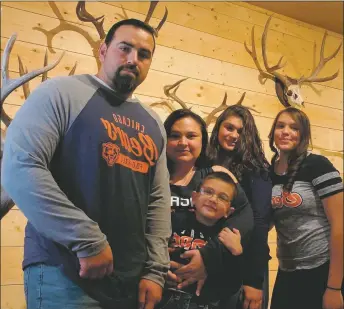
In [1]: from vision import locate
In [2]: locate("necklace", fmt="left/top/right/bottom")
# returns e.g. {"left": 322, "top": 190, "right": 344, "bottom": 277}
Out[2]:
{"left": 275, "top": 160, "right": 287, "bottom": 176}
{"left": 171, "top": 167, "right": 195, "bottom": 186}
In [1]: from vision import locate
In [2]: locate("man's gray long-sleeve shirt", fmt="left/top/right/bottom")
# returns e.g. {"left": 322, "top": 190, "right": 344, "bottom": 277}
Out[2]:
{"left": 2, "top": 74, "right": 171, "bottom": 304}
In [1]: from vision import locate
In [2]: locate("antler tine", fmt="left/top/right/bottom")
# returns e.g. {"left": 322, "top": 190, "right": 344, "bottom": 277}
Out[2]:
{"left": 144, "top": 1, "right": 168, "bottom": 37}
{"left": 1, "top": 33, "right": 17, "bottom": 88}
{"left": 69, "top": 62, "right": 78, "bottom": 76}
{"left": 234, "top": 92, "right": 246, "bottom": 106}
{"left": 261, "top": 16, "right": 289, "bottom": 85}
{"left": 163, "top": 78, "right": 189, "bottom": 109}
{"left": 299, "top": 31, "right": 342, "bottom": 84}
{"left": 1, "top": 34, "right": 65, "bottom": 111}
{"left": 233, "top": 92, "right": 260, "bottom": 113}
{"left": 244, "top": 26, "right": 266, "bottom": 76}
{"left": 144, "top": 1, "right": 158, "bottom": 23}
{"left": 17, "top": 56, "right": 31, "bottom": 99}
{"left": 76, "top": 1, "right": 105, "bottom": 40}
{"left": 205, "top": 92, "right": 228, "bottom": 127}
{"left": 42, "top": 49, "right": 49, "bottom": 82}
{"left": 155, "top": 7, "right": 168, "bottom": 37}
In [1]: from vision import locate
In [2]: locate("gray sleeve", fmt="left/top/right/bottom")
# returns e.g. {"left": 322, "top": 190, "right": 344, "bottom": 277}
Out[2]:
{"left": 140, "top": 108, "right": 171, "bottom": 287}
{"left": 1, "top": 78, "right": 108, "bottom": 258}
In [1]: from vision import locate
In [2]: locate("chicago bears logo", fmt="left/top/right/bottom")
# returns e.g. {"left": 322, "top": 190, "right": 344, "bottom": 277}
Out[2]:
{"left": 102, "top": 142, "right": 120, "bottom": 167}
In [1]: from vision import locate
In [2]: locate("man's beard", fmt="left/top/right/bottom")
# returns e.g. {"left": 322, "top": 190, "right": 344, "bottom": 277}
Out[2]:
{"left": 113, "top": 65, "right": 139, "bottom": 94}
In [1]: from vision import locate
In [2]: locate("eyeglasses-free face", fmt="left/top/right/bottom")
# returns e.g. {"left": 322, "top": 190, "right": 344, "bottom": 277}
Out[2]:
{"left": 191, "top": 178, "right": 235, "bottom": 226}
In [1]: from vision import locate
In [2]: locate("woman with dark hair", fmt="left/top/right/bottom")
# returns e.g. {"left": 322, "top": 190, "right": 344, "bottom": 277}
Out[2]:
{"left": 269, "top": 107, "right": 343, "bottom": 309}
{"left": 161, "top": 109, "right": 254, "bottom": 309}
{"left": 207, "top": 105, "right": 272, "bottom": 309}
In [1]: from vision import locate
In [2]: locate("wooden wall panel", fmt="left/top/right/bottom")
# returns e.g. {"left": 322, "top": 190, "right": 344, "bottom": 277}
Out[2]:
{"left": 1, "top": 2, "right": 342, "bottom": 309}
{"left": 1, "top": 5, "right": 343, "bottom": 110}
{"left": 1, "top": 247, "right": 24, "bottom": 285}
{"left": 4, "top": 2, "right": 343, "bottom": 90}
{"left": 1, "top": 209, "right": 26, "bottom": 247}
{"left": 1, "top": 285, "right": 26, "bottom": 309}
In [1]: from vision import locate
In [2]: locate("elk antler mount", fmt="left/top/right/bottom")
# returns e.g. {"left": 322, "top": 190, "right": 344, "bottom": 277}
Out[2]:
{"left": 0, "top": 34, "right": 67, "bottom": 220}
{"left": 245, "top": 16, "right": 342, "bottom": 107}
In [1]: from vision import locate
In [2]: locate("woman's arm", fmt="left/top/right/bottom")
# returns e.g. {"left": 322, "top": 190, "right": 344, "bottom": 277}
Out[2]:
{"left": 242, "top": 172, "right": 272, "bottom": 290}
{"left": 322, "top": 192, "right": 343, "bottom": 309}
{"left": 235, "top": 171, "right": 272, "bottom": 309}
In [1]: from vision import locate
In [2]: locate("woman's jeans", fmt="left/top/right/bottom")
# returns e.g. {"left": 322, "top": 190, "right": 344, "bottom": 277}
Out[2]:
{"left": 24, "top": 264, "right": 103, "bottom": 309}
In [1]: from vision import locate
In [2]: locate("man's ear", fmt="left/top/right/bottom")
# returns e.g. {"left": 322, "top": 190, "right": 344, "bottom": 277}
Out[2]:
{"left": 99, "top": 42, "right": 107, "bottom": 63}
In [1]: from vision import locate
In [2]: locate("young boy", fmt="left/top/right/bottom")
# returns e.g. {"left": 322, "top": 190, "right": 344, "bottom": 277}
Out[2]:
{"left": 159, "top": 172, "right": 243, "bottom": 309}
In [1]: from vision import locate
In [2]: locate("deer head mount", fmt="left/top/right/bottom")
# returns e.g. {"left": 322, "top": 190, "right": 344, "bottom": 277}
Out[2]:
{"left": 0, "top": 34, "right": 67, "bottom": 219}
{"left": 245, "top": 16, "right": 342, "bottom": 107}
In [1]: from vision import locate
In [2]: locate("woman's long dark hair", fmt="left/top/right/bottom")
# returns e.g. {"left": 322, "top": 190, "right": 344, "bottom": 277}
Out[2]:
{"left": 268, "top": 107, "right": 312, "bottom": 192}
{"left": 208, "top": 105, "right": 269, "bottom": 180}
{"left": 164, "top": 109, "right": 209, "bottom": 174}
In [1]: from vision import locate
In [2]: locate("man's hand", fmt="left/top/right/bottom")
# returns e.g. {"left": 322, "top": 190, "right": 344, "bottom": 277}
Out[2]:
{"left": 323, "top": 288, "right": 344, "bottom": 309}
{"left": 242, "top": 285, "right": 263, "bottom": 309}
{"left": 175, "top": 250, "right": 207, "bottom": 290}
{"left": 138, "top": 279, "right": 163, "bottom": 309}
{"left": 78, "top": 244, "right": 113, "bottom": 279}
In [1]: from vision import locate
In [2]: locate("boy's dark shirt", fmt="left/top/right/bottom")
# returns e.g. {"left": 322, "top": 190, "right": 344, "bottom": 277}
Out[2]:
{"left": 169, "top": 167, "right": 254, "bottom": 302}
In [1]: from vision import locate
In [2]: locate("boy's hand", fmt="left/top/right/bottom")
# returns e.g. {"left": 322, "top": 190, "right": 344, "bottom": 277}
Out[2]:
{"left": 218, "top": 228, "right": 242, "bottom": 256}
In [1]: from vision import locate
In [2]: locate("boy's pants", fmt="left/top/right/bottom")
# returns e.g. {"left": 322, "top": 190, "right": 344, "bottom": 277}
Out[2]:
{"left": 157, "top": 289, "right": 222, "bottom": 309}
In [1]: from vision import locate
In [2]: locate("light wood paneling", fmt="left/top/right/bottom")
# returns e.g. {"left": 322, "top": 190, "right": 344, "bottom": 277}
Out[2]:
{"left": 1, "top": 247, "right": 24, "bottom": 285}
{"left": 4, "top": 1, "right": 343, "bottom": 91}
{"left": 1, "top": 209, "right": 26, "bottom": 247}
{"left": 1, "top": 3, "right": 343, "bottom": 309}
{"left": 1, "top": 285, "right": 26, "bottom": 309}
{"left": 1, "top": 5, "right": 343, "bottom": 110}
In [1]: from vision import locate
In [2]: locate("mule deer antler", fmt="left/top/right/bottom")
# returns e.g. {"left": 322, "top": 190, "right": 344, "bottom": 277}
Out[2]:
{"left": 298, "top": 31, "right": 342, "bottom": 84}
{"left": 35, "top": 2, "right": 102, "bottom": 69}
{"left": 245, "top": 15, "right": 342, "bottom": 107}
{"left": 244, "top": 16, "right": 290, "bottom": 89}
{"left": 204, "top": 92, "right": 259, "bottom": 127}
{"left": 144, "top": 1, "right": 168, "bottom": 37}
{"left": 150, "top": 78, "right": 189, "bottom": 111}
{"left": 1, "top": 34, "right": 65, "bottom": 220}
{"left": 76, "top": 1, "right": 106, "bottom": 40}
{"left": 1, "top": 34, "right": 64, "bottom": 126}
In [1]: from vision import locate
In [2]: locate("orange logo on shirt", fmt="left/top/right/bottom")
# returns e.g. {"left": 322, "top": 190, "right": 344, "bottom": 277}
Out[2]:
{"left": 100, "top": 117, "right": 159, "bottom": 173}
{"left": 171, "top": 232, "right": 207, "bottom": 250}
{"left": 272, "top": 191, "right": 303, "bottom": 209}
{"left": 102, "top": 143, "right": 120, "bottom": 167}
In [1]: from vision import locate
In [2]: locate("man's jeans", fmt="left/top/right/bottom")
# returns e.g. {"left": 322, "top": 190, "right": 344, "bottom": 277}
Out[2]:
{"left": 24, "top": 264, "right": 103, "bottom": 309}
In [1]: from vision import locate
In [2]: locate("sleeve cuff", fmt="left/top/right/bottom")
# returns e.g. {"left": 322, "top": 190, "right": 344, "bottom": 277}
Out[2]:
{"left": 141, "top": 272, "right": 165, "bottom": 288}
{"left": 76, "top": 239, "right": 108, "bottom": 258}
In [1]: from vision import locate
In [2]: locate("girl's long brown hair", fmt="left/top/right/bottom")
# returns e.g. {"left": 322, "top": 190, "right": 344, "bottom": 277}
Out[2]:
{"left": 268, "top": 107, "right": 312, "bottom": 192}
{"left": 208, "top": 105, "right": 269, "bottom": 180}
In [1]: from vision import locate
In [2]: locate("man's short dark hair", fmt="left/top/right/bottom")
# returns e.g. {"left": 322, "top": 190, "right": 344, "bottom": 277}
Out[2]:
{"left": 105, "top": 19, "right": 156, "bottom": 52}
